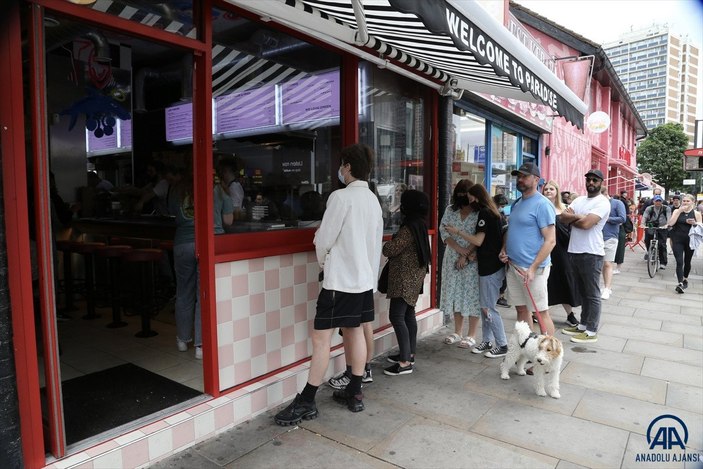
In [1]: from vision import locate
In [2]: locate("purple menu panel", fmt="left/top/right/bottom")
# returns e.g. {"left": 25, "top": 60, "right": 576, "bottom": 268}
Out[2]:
{"left": 165, "top": 103, "right": 193, "bottom": 142}
{"left": 282, "top": 70, "right": 340, "bottom": 125}
{"left": 87, "top": 127, "right": 118, "bottom": 152}
{"left": 120, "top": 119, "right": 132, "bottom": 148}
{"left": 215, "top": 85, "right": 276, "bottom": 133}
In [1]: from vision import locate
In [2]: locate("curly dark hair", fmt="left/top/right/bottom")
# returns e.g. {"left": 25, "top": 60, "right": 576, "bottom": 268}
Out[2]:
{"left": 340, "top": 144, "right": 374, "bottom": 181}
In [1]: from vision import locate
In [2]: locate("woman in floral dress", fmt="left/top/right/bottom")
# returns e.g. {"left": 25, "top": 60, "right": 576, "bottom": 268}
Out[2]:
{"left": 439, "top": 179, "right": 481, "bottom": 349}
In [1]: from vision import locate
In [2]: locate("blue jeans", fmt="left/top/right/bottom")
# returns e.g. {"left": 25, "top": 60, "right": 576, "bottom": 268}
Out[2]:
{"left": 174, "top": 242, "right": 201, "bottom": 346}
{"left": 479, "top": 269, "right": 507, "bottom": 347}
{"left": 570, "top": 253, "right": 603, "bottom": 333}
{"left": 388, "top": 297, "right": 417, "bottom": 362}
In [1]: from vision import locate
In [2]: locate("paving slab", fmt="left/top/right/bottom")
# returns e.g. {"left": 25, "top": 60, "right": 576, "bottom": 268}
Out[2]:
{"left": 573, "top": 389, "right": 702, "bottom": 449}
{"left": 555, "top": 460, "right": 589, "bottom": 469}
{"left": 225, "top": 426, "right": 395, "bottom": 469}
{"left": 462, "top": 366, "right": 587, "bottom": 416}
{"left": 623, "top": 431, "right": 703, "bottom": 469}
{"left": 623, "top": 339, "right": 703, "bottom": 367}
{"left": 602, "top": 314, "right": 662, "bottom": 331}
{"left": 562, "top": 343, "right": 644, "bottom": 374}
{"left": 680, "top": 306, "right": 703, "bottom": 317}
{"left": 661, "top": 321, "right": 703, "bottom": 336}
{"left": 641, "top": 358, "right": 703, "bottom": 388}
{"left": 598, "top": 324, "right": 682, "bottom": 346}
{"left": 149, "top": 450, "right": 222, "bottom": 469}
{"left": 633, "top": 309, "right": 702, "bottom": 326}
{"left": 471, "top": 400, "right": 629, "bottom": 468}
{"left": 367, "top": 415, "right": 558, "bottom": 469}
{"left": 618, "top": 299, "right": 680, "bottom": 314}
{"left": 666, "top": 382, "right": 703, "bottom": 414}
{"left": 649, "top": 295, "right": 703, "bottom": 310}
{"left": 598, "top": 304, "right": 637, "bottom": 317}
{"left": 684, "top": 335, "right": 703, "bottom": 351}
{"left": 560, "top": 362, "right": 666, "bottom": 404}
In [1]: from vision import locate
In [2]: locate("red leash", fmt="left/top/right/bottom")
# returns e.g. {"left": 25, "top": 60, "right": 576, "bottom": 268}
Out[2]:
{"left": 508, "top": 261, "right": 547, "bottom": 335}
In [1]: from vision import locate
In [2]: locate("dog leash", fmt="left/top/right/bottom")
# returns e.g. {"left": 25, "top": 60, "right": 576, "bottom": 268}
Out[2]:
{"left": 508, "top": 261, "right": 547, "bottom": 335}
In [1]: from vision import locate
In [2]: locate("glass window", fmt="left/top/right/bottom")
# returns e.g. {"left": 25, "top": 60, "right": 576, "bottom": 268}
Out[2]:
{"left": 490, "top": 125, "right": 518, "bottom": 200}
{"left": 75, "top": 0, "right": 196, "bottom": 38}
{"left": 359, "top": 62, "right": 427, "bottom": 232}
{"left": 450, "top": 109, "right": 486, "bottom": 191}
{"left": 211, "top": 10, "right": 341, "bottom": 232}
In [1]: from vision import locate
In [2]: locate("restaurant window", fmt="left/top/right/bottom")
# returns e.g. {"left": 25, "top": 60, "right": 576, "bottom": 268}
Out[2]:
{"left": 211, "top": 10, "right": 341, "bottom": 233}
{"left": 358, "top": 62, "right": 427, "bottom": 232}
{"left": 490, "top": 124, "right": 518, "bottom": 200}
{"left": 450, "top": 109, "right": 486, "bottom": 191}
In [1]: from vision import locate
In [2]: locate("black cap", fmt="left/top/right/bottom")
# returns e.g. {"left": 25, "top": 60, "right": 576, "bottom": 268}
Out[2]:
{"left": 671, "top": 194, "right": 681, "bottom": 200}
{"left": 511, "top": 162, "right": 540, "bottom": 178}
{"left": 585, "top": 169, "right": 604, "bottom": 180}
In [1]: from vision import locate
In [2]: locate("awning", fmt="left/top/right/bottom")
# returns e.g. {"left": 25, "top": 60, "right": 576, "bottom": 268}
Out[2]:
{"left": 227, "top": 0, "right": 588, "bottom": 129}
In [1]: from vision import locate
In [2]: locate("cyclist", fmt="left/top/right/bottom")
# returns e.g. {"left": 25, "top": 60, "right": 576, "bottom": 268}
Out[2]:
{"left": 642, "top": 195, "right": 671, "bottom": 269}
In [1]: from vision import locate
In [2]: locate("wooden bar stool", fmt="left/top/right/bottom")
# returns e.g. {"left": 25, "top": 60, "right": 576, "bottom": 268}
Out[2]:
{"left": 95, "top": 245, "right": 132, "bottom": 328}
{"left": 56, "top": 240, "right": 77, "bottom": 312}
{"left": 71, "top": 241, "right": 105, "bottom": 320}
{"left": 122, "top": 248, "right": 162, "bottom": 338}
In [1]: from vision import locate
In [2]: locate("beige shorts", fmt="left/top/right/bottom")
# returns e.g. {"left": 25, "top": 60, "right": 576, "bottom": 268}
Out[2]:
{"left": 603, "top": 238, "right": 618, "bottom": 262}
{"left": 505, "top": 264, "right": 550, "bottom": 312}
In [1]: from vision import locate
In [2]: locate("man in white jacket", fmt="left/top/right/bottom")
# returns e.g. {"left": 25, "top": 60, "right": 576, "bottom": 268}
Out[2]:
{"left": 275, "top": 144, "right": 383, "bottom": 425}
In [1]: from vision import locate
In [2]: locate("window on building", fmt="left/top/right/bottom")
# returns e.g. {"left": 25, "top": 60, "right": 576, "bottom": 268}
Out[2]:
{"left": 490, "top": 125, "right": 518, "bottom": 199}
{"left": 450, "top": 110, "right": 486, "bottom": 192}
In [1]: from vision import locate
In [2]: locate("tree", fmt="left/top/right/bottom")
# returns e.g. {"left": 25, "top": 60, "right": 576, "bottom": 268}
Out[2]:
{"left": 636, "top": 123, "right": 689, "bottom": 195}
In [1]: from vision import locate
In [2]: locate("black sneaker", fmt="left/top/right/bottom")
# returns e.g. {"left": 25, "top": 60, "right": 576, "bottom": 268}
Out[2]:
{"left": 384, "top": 363, "right": 413, "bottom": 376}
{"left": 566, "top": 313, "right": 579, "bottom": 327}
{"left": 682, "top": 280, "right": 688, "bottom": 290}
{"left": 496, "top": 297, "right": 510, "bottom": 308}
{"left": 484, "top": 345, "right": 508, "bottom": 358}
{"left": 675, "top": 283, "right": 684, "bottom": 294}
{"left": 362, "top": 368, "right": 373, "bottom": 383}
{"left": 274, "top": 394, "right": 318, "bottom": 426}
{"left": 327, "top": 370, "right": 351, "bottom": 389}
{"left": 472, "top": 341, "right": 492, "bottom": 354}
{"left": 387, "top": 354, "right": 415, "bottom": 364}
{"left": 531, "top": 314, "right": 539, "bottom": 324}
{"left": 332, "top": 389, "right": 364, "bottom": 412}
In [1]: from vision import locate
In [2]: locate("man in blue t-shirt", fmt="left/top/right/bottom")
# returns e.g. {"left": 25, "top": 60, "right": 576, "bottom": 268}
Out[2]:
{"left": 499, "top": 162, "right": 556, "bottom": 335}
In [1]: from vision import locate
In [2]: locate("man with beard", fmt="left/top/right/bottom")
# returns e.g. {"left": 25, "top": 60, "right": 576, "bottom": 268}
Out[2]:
{"left": 499, "top": 163, "right": 556, "bottom": 335}
{"left": 559, "top": 169, "right": 611, "bottom": 343}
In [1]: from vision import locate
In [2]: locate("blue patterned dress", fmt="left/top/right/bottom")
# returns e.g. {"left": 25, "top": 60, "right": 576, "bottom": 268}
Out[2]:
{"left": 439, "top": 205, "right": 480, "bottom": 318}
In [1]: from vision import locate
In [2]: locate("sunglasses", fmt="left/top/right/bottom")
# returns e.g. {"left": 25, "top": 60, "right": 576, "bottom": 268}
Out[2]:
{"left": 585, "top": 177, "right": 601, "bottom": 183}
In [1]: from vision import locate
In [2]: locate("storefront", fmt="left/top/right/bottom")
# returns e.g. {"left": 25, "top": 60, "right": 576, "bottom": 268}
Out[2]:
{"left": 0, "top": 1, "right": 586, "bottom": 467}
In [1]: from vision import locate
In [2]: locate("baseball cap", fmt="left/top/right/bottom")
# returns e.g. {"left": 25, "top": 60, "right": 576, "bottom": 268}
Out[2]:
{"left": 671, "top": 194, "right": 681, "bottom": 200}
{"left": 584, "top": 169, "right": 604, "bottom": 180}
{"left": 653, "top": 195, "right": 663, "bottom": 202}
{"left": 511, "top": 162, "right": 540, "bottom": 177}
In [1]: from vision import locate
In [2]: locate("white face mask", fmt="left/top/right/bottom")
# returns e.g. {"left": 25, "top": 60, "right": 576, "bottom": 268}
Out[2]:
{"left": 338, "top": 166, "right": 346, "bottom": 185}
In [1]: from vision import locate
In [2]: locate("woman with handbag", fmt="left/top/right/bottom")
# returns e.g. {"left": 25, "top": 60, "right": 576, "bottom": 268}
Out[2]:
{"left": 381, "top": 190, "right": 431, "bottom": 375}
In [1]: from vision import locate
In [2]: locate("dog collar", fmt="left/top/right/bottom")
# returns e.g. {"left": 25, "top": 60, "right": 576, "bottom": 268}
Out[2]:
{"left": 519, "top": 332, "right": 538, "bottom": 349}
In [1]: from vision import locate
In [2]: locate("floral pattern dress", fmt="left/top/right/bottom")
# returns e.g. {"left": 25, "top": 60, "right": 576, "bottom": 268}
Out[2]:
{"left": 439, "top": 205, "right": 480, "bottom": 318}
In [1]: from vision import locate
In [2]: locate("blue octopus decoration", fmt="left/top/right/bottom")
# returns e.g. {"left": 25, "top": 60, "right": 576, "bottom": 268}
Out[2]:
{"left": 60, "top": 88, "right": 131, "bottom": 138}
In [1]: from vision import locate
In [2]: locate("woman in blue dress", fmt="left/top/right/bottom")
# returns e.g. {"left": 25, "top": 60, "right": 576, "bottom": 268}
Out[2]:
{"left": 439, "top": 179, "right": 481, "bottom": 349}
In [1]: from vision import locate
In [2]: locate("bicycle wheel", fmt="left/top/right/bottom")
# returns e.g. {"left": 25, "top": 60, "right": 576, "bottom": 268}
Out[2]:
{"left": 647, "top": 241, "right": 658, "bottom": 278}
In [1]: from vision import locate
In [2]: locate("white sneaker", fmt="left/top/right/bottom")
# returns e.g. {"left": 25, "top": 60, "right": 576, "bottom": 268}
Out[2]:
{"left": 613, "top": 269, "right": 621, "bottom": 274}
{"left": 177, "top": 339, "right": 188, "bottom": 352}
{"left": 195, "top": 346, "right": 203, "bottom": 360}
{"left": 601, "top": 288, "right": 611, "bottom": 300}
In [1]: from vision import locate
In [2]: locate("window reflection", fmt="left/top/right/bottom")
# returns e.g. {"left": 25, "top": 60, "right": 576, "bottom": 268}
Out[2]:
{"left": 491, "top": 125, "right": 518, "bottom": 200}
{"left": 358, "top": 62, "right": 426, "bottom": 232}
{"left": 211, "top": 10, "right": 341, "bottom": 233}
{"left": 451, "top": 111, "right": 486, "bottom": 190}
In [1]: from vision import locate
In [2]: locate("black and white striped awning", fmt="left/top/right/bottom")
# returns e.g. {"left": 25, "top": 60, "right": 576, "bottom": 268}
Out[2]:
{"left": 228, "top": 0, "right": 587, "bottom": 129}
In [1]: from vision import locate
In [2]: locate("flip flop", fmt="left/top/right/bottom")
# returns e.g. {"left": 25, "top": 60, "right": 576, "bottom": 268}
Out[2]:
{"left": 444, "top": 333, "right": 461, "bottom": 345}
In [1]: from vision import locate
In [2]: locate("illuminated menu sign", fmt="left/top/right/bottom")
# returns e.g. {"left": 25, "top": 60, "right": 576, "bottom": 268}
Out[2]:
{"left": 86, "top": 118, "right": 132, "bottom": 155}
{"left": 215, "top": 85, "right": 276, "bottom": 133}
{"left": 281, "top": 70, "right": 340, "bottom": 124}
{"left": 120, "top": 118, "right": 132, "bottom": 148}
{"left": 165, "top": 102, "right": 193, "bottom": 142}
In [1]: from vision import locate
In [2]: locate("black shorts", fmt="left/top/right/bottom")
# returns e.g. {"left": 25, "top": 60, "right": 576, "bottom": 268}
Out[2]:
{"left": 314, "top": 289, "right": 374, "bottom": 330}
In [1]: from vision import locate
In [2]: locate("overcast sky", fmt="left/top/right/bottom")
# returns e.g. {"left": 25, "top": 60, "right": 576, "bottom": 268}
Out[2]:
{"left": 513, "top": 0, "right": 703, "bottom": 119}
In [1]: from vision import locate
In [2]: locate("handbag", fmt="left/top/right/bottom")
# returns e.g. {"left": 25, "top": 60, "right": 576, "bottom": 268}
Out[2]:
{"left": 623, "top": 217, "right": 634, "bottom": 234}
{"left": 377, "top": 262, "right": 389, "bottom": 294}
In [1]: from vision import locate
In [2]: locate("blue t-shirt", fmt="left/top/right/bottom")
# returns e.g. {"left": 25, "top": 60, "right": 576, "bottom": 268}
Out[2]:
{"left": 505, "top": 192, "right": 555, "bottom": 268}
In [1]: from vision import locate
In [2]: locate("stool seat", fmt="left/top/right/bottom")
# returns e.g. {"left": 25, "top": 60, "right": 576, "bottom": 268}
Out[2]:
{"left": 71, "top": 241, "right": 106, "bottom": 254}
{"left": 122, "top": 248, "right": 163, "bottom": 263}
{"left": 95, "top": 245, "right": 132, "bottom": 258}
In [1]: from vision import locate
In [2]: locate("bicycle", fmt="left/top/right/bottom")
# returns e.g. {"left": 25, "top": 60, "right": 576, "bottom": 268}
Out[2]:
{"left": 646, "top": 225, "right": 669, "bottom": 278}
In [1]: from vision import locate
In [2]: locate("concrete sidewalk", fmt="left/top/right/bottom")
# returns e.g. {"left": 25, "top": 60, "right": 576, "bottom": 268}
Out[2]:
{"left": 151, "top": 248, "right": 703, "bottom": 468}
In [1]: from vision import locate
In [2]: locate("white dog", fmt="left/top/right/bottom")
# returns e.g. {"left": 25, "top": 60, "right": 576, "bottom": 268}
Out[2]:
{"left": 500, "top": 321, "right": 563, "bottom": 399}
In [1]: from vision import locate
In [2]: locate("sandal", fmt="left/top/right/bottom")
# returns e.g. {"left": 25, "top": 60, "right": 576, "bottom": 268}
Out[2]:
{"left": 444, "top": 333, "right": 461, "bottom": 345}
{"left": 457, "top": 337, "right": 476, "bottom": 349}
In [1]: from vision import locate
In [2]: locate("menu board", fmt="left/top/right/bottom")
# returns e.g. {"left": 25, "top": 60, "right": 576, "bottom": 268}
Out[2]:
{"left": 86, "top": 118, "right": 132, "bottom": 155}
{"left": 215, "top": 85, "right": 276, "bottom": 134}
{"left": 281, "top": 70, "right": 340, "bottom": 125}
{"left": 165, "top": 102, "right": 193, "bottom": 142}
{"left": 120, "top": 118, "right": 132, "bottom": 149}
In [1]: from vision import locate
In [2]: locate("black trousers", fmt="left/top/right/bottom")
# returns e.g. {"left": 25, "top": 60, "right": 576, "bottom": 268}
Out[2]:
{"left": 388, "top": 297, "right": 417, "bottom": 362}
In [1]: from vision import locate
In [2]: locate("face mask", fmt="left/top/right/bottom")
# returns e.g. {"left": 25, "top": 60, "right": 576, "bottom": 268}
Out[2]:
{"left": 456, "top": 196, "right": 469, "bottom": 206}
{"left": 338, "top": 167, "right": 346, "bottom": 185}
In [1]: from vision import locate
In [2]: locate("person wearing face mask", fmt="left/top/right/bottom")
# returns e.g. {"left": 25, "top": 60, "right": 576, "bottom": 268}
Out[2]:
{"left": 666, "top": 193, "right": 702, "bottom": 293}
{"left": 439, "top": 179, "right": 481, "bottom": 349}
{"left": 274, "top": 144, "right": 383, "bottom": 425}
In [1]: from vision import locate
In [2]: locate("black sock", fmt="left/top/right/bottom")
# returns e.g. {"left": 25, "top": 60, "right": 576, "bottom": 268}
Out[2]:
{"left": 347, "top": 374, "right": 362, "bottom": 396}
{"left": 345, "top": 364, "right": 352, "bottom": 375}
{"left": 300, "top": 383, "right": 318, "bottom": 403}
